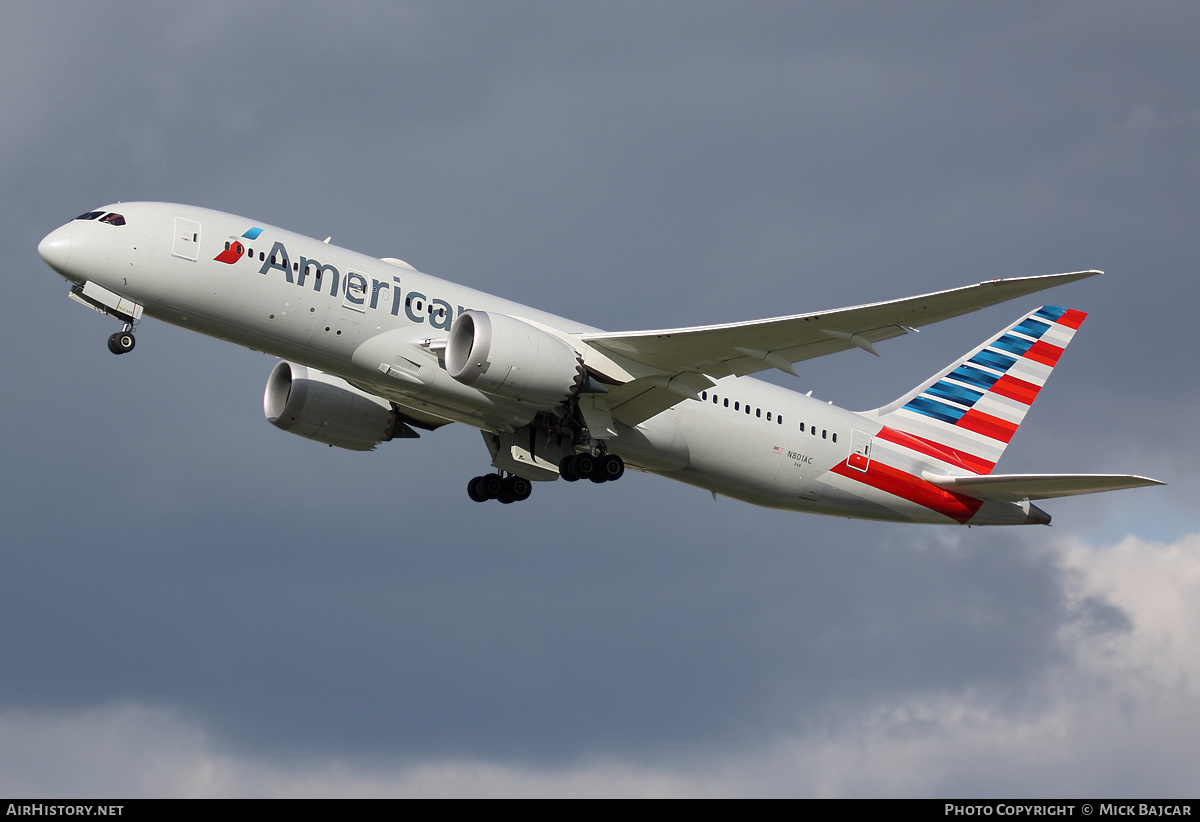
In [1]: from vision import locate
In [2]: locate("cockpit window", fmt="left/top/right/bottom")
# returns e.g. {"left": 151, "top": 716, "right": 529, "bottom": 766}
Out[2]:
{"left": 99, "top": 212, "right": 126, "bottom": 226}
{"left": 74, "top": 211, "right": 104, "bottom": 221}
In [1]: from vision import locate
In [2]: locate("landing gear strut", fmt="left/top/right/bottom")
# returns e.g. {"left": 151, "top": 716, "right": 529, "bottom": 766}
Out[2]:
{"left": 107, "top": 323, "right": 136, "bottom": 355}
{"left": 467, "top": 472, "right": 533, "bottom": 504}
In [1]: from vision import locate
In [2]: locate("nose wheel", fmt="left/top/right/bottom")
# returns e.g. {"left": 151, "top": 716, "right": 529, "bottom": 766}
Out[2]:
{"left": 107, "top": 325, "right": 136, "bottom": 355}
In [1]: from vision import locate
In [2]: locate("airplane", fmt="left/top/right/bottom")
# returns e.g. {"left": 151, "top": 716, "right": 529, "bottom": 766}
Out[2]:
{"left": 37, "top": 202, "right": 1162, "bottom": 525}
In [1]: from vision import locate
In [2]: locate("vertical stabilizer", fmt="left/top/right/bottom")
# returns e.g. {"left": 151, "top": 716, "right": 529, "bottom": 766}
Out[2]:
{"left": 864, "top": 306, "right": 1086, "bottom": 475}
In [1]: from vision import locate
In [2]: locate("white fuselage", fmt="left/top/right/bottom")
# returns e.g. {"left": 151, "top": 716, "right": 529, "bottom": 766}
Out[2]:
{"left": 38, "top": 202, "right": 1042, "bottom": 525}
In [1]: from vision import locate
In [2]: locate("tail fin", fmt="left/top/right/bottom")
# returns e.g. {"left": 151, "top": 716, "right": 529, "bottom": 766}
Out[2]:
{"left": 864, "top": 306, "right": 1087, "bottom": 475}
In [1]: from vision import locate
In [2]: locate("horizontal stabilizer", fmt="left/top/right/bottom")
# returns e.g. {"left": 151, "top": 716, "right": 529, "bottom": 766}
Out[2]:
{"left": 923, "top": 472, "right": 1165, "bottom": 502}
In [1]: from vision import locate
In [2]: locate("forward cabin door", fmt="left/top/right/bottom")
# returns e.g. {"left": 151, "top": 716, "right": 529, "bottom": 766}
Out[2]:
{"left": 171, "top": 216, "right": 201, "bottom": 261}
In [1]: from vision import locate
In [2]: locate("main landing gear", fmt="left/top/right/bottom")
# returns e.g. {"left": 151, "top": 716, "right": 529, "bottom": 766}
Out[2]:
{"left": 106, "top": 323, "right": 136, "bottom": 355}
{"left": 465, "top": 454, "right": 626, "bottom": 503}
{"left": 468, "top": 472, "right": 533, "bottom": 504}
{"left": 558, "top": 452, "right": 624, "bottom": 484}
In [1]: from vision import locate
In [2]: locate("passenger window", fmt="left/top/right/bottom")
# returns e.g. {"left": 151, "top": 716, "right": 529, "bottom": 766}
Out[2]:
{"left": 702, "top": 392, "right": 708, "bottom": 400}
{"left": 800, "top": 422, "right": 805, "bottom": 432}
{"left": 766, "top": 411, "right": 772, "bottom": 421}
{"left": 756, "top": 408, "right": 761, "bottom": 418}
{"left": 777, "top": 416, "right": 783, "bottom": 425}
{"left": 735, "top": 402, "right": 740, "bottom": 411}
{"left": 713, "top": 394, "right": 719, "bottom": 404}
{"left": 723, "top": 398, "right": 729, "bottom": 408}
{"left": 822, "top": 430, "right": 827, "bottom": 439}
{"left": 832, "top": 433, "right": 837, "bottom": 443}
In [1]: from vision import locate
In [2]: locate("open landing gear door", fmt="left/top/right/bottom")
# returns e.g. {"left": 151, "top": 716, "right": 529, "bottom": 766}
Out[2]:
{"left": 485, "top": 426, "right": 575, "bottom": 481}
{"left": 69, "top": 281, "right": 144, "bottom": 323}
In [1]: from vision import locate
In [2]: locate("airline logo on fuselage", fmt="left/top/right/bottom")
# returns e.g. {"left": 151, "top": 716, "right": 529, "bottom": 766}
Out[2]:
{"left": 214, "top": 230, "right": 462, "bottom": 328}
{"left": 213, "top": 227, "right": 262, "bottom": 264}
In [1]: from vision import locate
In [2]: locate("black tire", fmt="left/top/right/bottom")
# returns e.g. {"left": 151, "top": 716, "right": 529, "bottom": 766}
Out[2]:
{"left": 573, "top": 454, "right": 596, "bottom": 479}
{"left": 558, "top": 455, "right": 579, "bottom": 482}
{"left": 108, "top": 332, "right": 135, "bottom": 355}
{"left": 467, "top": 476, "right": 488, "bottom": 502}
{"left": 508, "top": 476, "right": 532, "bottom": 501}
{"left": 481, "top": 473, "right": 504, "bottom": 499}
{"left": 600, "top": 454, "right": 625, "bottom": 482}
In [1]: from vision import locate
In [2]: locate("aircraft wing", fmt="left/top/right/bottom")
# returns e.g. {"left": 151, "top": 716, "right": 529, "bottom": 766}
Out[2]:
{"left": 581, "top": 271, "right": 1101, "bottom": 427}
{"left": 584, "top": 271, "right": 1101, "bottom": 376}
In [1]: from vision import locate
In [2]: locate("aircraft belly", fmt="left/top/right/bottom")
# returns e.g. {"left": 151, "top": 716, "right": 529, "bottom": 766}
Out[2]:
{"left": 610, "top": 414, "right": 690, "bottom": 473}
{"left": 672, "top": 403, "right": 783, "bottom": 505}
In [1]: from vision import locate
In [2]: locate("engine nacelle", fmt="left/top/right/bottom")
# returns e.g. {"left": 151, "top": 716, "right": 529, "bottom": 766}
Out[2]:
{"left": 446, "top": 310, "right": 584, "bottom": 407}
{"left": 263, "top": 361, "right": 401, "bottom": 451}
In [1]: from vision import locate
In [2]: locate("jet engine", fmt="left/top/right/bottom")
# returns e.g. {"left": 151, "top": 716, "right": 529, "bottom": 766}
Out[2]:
{"left": 263, "top": 361, "right": 402, "bottom": 451}
{"left": 446, "top": 310, "right": 585, "bottom": 407}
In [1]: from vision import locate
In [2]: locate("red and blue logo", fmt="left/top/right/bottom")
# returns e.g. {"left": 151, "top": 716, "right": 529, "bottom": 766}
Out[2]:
{"left": 214, "top": 227, "right": 263, "bottom": 264}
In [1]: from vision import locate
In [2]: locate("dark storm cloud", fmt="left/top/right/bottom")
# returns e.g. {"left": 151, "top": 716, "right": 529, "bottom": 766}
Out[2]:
{"left": 2, "top": 0, "right": 1197, "bottom": 795}
{"left": 0, "top": 473, "right": 1084, "bottom": 763}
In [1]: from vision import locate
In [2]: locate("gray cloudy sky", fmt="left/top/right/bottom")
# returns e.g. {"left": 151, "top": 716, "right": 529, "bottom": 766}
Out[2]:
{"left": 3, "top": 1, "right": 1198, "bottom": 797}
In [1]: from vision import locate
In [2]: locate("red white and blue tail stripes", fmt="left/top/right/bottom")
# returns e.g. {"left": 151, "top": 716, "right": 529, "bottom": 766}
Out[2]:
{"left": 868, "top": 305, "right": 1086, "bottom": 476}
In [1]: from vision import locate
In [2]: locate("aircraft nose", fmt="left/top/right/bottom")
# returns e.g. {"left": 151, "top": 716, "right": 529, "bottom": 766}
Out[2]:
{"left": 38, "top": 224, "right": 72, "bottom": 273}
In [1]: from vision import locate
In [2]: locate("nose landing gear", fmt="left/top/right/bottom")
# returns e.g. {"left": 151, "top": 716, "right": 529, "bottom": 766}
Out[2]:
{"left": 66, "top": 283, "right": 142, "bottom": 355}
{"left": 107, "top": 324, "right": 136, "bottom": 355}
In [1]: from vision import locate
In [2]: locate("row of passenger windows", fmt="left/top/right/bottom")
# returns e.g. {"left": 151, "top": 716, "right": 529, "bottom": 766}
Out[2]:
{"left": 701, "top": 390, "right": 784, "bottom": 424}
{"left": 699, "top": 390, "right": 838, "bottom": 442}
{"left": 229, "top": 242, "right": 274, "bottom": 265}
{"left": 227, "top": 242, "right": 286, "bottom": 266}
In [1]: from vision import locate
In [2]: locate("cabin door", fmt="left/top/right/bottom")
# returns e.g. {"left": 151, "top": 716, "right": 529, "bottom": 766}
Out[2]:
{"left": 848, "top": 429, "right": 872, "bottom": 472}
{"left": 171, "top": 217, "right": 201, "bottom": 261}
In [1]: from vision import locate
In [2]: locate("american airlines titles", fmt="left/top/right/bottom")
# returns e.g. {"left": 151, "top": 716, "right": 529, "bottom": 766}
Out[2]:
{"left": 240, "top": 238, "right": 465, "bottom": 328}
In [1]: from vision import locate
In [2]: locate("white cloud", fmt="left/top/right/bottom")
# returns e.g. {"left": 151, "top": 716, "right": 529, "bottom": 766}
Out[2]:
{"left": 760, "top": 531, "right": 1200, "bottom": 796}
{"left": 4, "top": 533, "right": 1198, "bottom": 797}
